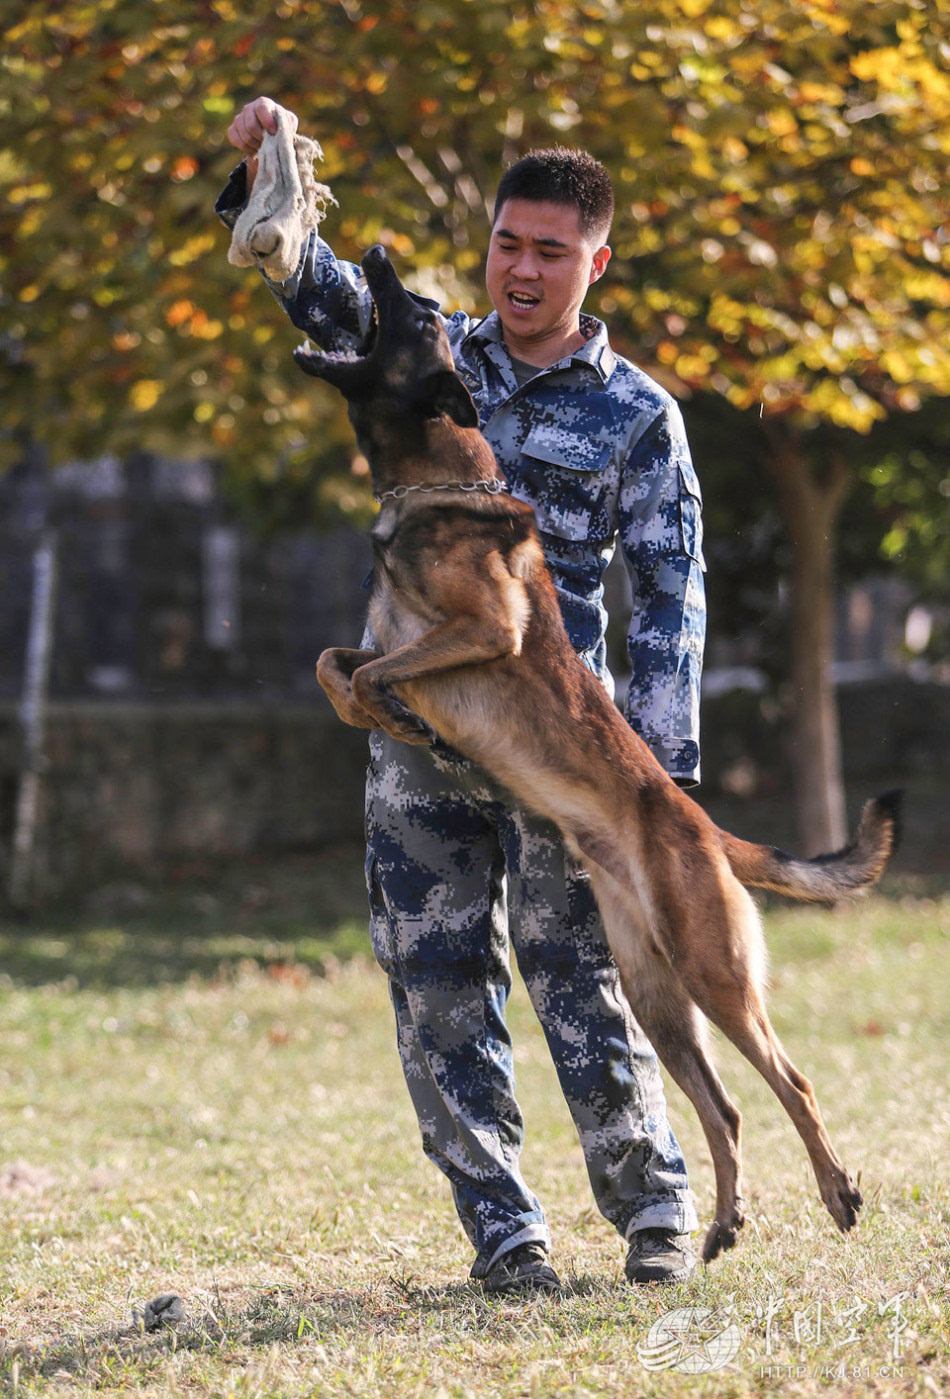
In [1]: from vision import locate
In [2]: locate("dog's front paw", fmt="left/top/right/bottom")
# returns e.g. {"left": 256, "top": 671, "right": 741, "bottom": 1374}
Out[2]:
{"left": 380, "top": 703, "right": 437, "bottom": 747}
{"left": 353, "top": 676, "right": 436, "bottom": 746}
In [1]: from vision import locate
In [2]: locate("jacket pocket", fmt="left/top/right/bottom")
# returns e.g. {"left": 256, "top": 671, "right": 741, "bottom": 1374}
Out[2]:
{"left": 516, "top": 420, "right": 612, "bottom": 541}
{"left": 365, "top": 853, "right": 399, "bottom": 978}
{"left": 677, "top": 463, "right": 706, "bottom": 568}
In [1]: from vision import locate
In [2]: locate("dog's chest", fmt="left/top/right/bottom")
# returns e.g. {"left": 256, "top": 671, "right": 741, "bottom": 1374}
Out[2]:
{"left": 368, "top": 571, "right": 431, "bottom": 652}
{"left": 367, "top": 526, "right": 436, "bottom": 651}
{"left": 367, "top": 498, "right": 539, "bottom": 656}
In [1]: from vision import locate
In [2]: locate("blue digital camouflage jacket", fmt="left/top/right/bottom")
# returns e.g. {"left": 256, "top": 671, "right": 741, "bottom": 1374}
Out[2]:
{"left": 216, "top": 168, "right": 706, "bottom": 784}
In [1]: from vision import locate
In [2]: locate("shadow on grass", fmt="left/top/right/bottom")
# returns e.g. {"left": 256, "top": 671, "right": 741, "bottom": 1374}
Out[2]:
{"left": 0, "top": 1272, "right": 650, "bottom": 1393}
{"left": 2, "top": 780, "right": 946, "bottom": 992}
{"left": 0, "top": 845, "right": 371, "bottom": 990}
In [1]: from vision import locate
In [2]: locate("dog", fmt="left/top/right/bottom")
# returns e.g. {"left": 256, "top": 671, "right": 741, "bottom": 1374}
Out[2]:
{"left": 294, "top": 244, "right": 899, "bottom": 1265}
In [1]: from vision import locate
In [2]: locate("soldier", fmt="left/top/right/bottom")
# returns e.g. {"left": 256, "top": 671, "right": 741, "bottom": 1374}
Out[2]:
{"left": 219, "top": 97, "right": 705, "bottom": 1292}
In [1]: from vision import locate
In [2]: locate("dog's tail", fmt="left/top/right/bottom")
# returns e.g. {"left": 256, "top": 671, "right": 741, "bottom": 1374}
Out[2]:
{"left": 718, "top": 791, "right": 902, "bottom": 901}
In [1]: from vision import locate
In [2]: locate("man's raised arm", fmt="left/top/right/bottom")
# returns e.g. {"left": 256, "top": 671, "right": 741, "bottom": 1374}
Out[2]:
{"left": 216, "top": 96, "right": 373, "bottom": 354}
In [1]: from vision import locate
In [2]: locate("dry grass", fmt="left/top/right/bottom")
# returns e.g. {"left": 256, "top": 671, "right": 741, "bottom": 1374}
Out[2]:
{"left": 0, "top": 894, "right": 948, "bottom": 1397}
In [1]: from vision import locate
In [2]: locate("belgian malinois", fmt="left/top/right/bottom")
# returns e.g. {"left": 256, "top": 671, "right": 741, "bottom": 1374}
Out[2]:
{"left": 295, "top": 244, "right": 899, "bottom": 1265}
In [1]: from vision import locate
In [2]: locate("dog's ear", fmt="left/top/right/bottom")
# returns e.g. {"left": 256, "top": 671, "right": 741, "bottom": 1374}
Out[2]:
{"left": 420, "top": 370, "right": 480, "bottom": 428}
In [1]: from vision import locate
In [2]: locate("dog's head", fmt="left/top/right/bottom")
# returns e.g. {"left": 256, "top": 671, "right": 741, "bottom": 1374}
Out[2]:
{"left": 294, "top": 244, "right": 478, "bottom": 432}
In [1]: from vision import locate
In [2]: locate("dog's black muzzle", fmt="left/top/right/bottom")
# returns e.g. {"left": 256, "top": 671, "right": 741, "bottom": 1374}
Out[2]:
{"left": 361, "top": 244, "right": 438, "bottom": 328}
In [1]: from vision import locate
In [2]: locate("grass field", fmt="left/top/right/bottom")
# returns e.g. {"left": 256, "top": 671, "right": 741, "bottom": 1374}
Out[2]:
{"left": 1, "top": 880, "right": 948, "bottom": 1398}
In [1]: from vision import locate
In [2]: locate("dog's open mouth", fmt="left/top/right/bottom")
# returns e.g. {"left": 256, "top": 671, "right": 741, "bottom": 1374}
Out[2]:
{"left": 295, "top": 302, "right": 378, "bottom": 370}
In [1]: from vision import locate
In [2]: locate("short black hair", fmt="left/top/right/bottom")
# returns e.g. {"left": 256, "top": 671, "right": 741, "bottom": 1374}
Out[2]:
{"left": 493, "top": 147, "right": 614, "bottom": 246}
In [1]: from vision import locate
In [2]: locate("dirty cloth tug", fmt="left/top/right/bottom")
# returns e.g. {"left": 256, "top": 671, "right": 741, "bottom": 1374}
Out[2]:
{"left": 227, "top": 108, "right": 334, "bottom": 283}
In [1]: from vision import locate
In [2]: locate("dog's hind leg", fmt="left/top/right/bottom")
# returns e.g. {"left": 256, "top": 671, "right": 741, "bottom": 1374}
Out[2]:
{"left": 692, "top": 981, "right": 862, "bottom": 1236}
{"left": 635, "top": 977, "right": 747, "bottom": 1263}
{"left": 587, "top": 868, "right": 746, "bottom": 1264}
{"left": 674, "top": 884, "right": 863, "bottom": 1237}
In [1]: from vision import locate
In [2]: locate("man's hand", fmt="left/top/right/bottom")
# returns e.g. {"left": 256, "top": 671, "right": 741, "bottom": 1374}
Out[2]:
{"left": 227, "top": 97, "right": 299, "bottom": 190}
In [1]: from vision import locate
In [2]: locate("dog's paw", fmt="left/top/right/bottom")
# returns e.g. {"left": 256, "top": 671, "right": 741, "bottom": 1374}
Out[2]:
{"left": 701, "top": 1206, "right": 745, "bottom": 1263}
{"left": 382, "top": 712, "right": 437, "bottom": 746}
{"left": 827, "top": 1177, "right": 863, "bottom": 1233}
{"left": 351, "top": 676, "right": 434, "bottom": 743}
{"left": 371, "top": 692, "right": 437, "bottom": 745}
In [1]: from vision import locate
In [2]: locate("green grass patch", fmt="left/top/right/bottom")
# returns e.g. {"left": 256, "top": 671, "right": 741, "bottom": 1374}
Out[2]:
{"left": 1, "top": 893, "right": 948, "bottom": 1397}
{"left": 0, "top": 847, "right": 370, "bottom": 988}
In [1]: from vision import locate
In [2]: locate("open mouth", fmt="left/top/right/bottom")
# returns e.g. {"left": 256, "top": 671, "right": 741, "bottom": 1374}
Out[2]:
{"left": 508, "top": 291, "right": 541, "bottom": 310}
{"left": 296, "top": 302, "right": 378, "bottom": 368}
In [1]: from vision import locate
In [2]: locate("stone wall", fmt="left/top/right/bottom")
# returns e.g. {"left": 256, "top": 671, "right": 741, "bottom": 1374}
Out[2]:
{"left": 1, "top": 677, "right": 946, "bottom": 900}
{"left": 0, "top": 452, "right": 372, "bottom": 704}
{"left": 0, "top": 698, "right": 369, "bottom": 898}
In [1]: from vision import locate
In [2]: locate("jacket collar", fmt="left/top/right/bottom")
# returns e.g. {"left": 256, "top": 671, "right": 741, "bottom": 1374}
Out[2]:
{"left": 464, "top": 310, "right": 616, "bottom": 383}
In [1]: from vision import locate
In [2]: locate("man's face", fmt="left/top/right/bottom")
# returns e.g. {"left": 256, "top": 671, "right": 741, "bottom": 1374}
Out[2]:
{"left": 485, "top": 198, "right": 611, "bottom": 360}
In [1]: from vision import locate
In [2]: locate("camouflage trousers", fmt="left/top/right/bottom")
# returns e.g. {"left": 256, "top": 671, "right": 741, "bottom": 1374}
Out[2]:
{"left": 364, "top": 730, "right": 698, "bottom": 1277}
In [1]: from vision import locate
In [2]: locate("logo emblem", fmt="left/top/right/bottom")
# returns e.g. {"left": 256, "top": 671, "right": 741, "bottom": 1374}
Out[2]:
{"left": 637, "top": 1305, "right": 743, "bottom": 1374}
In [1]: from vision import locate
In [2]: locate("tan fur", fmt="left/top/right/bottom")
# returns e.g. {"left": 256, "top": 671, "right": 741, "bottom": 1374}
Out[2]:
{"left": 319, "top": 467, "right": 898, "bottom": 1262}
{"left": 304, "top": 245, "right": 899, "bottom": 1263}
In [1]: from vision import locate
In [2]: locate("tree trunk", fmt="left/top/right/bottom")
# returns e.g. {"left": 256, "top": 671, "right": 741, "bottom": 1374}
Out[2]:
{"left": 763, "top": 425, "right": 854, "bottom": 856}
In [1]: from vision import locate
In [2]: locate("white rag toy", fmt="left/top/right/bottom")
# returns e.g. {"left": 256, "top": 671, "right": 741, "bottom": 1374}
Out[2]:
{"left": 228, "top": 108, "right": 335, "bottom": 283}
